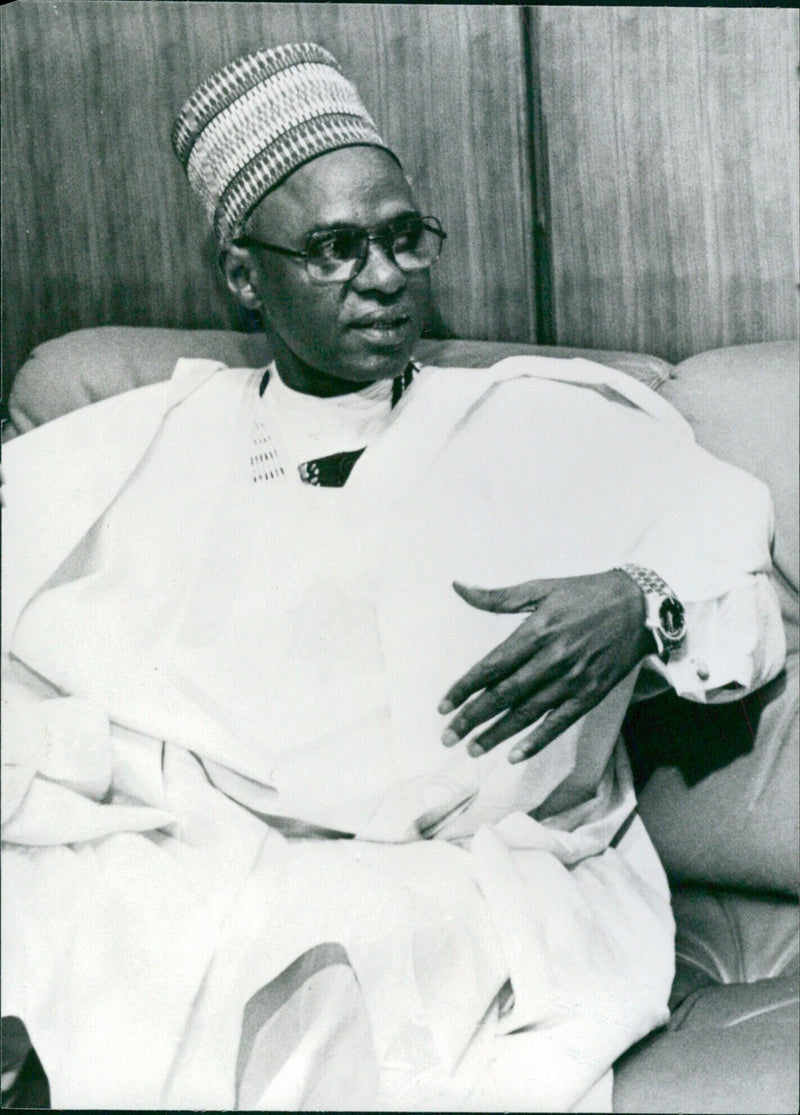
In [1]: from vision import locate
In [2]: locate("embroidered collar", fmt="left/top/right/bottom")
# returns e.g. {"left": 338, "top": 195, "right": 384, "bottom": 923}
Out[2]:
{"left": 258, "top": 361, "right": 420, "bottom": 488}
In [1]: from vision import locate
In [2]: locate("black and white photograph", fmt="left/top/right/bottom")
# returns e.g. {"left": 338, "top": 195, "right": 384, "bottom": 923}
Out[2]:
{"left": 1, "top": 3, "right": 798, "bottom": 1111}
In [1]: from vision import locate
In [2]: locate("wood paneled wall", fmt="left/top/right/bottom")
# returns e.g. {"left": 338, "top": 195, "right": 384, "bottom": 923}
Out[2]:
{"left": 533, "top": 7, "right": 799, "bottom": 363}
{"left": 2, "top": 4, "right": 798, "bottom": 394}
{"left": 0, "top": 1, "right": 536, "bottom": 395}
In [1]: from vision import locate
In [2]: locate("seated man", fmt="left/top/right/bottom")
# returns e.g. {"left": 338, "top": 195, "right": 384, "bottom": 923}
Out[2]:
{"left": 1, "top": 43, "right": 785, "bottom": 1111}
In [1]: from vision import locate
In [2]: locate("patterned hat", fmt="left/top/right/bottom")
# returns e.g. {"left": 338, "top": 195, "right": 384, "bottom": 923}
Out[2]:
{"left": 172, "top": 42, "right": 394, "bottom": 243}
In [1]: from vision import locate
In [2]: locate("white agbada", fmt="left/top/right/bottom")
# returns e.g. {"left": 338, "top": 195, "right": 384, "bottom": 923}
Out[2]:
{"left": 1, "top": 356, "right": 784, "bottom": 1110}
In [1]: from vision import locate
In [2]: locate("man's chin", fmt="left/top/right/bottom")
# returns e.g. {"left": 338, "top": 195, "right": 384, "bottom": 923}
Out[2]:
{"left": 344, "top": 357, "right": 412, "bottom": 384}
{"left": 340, "top": 339, "right": 418, "bottom": 383}
{"left": 272, "top": 335, "right": 418, "bottom": 395}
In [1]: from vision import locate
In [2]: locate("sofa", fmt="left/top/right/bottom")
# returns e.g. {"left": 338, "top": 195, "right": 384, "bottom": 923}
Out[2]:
{"left": 2, "top": 327, "right": 798, "bottom": 1113}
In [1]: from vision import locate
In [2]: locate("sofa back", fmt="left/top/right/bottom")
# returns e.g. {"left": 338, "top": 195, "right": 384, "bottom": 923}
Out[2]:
{"left": 5, "top": 326, "right": 673, "bottom": 437}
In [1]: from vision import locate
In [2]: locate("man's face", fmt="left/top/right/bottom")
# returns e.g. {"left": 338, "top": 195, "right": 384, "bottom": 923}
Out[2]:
{"left": 242, "top": 146, "right": 431, "bottom": 392}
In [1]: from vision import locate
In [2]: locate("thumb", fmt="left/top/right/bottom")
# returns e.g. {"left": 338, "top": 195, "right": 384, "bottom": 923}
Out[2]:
{"left": 452, "top": 579, "right": 544, "bottom": 614}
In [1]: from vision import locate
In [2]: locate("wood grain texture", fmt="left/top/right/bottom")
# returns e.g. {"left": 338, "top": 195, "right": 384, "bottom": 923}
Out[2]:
{"left": 533, "top": 7, "right": 799, "bottom": 363}
{"left": 0, "top": 1, "right": 537, "bottom": 395}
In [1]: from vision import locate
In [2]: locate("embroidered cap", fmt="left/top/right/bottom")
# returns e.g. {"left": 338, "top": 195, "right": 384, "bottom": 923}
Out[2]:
{"left": 172, "top": 42, "right": 395, "bottom": 243}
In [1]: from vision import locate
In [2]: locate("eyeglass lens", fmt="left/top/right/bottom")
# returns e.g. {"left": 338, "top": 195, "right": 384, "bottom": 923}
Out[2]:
{"left": 305, "top": 218, "right": 444, "bottom": 281}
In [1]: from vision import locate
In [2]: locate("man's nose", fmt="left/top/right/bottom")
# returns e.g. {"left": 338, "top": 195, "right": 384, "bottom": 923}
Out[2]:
{"left": 351, "top": 237, "right": 407, "bottom": 294}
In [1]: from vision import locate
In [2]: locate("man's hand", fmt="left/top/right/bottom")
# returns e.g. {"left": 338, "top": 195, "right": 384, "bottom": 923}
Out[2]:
{"left": 438, "top": 571, "right": 655, "bottom": 763}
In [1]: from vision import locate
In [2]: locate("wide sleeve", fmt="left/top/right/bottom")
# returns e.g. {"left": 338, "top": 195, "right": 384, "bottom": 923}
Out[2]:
{"left": 1, "top": 380, "right": 173, "bottom": 654}
{"left": 468, "top": 362, "right": 787, "bottom": 707}
{"left": 1, "top": 359, "right": 229, "bottom": 656}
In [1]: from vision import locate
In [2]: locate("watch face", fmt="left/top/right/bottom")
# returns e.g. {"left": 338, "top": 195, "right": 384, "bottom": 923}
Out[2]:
{"left": 659, "top": 597, "right": 686, "bottom": 641}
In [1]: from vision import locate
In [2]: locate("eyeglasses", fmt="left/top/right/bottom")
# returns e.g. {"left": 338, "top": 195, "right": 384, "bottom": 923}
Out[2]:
{"left": 235, "top": 215, "right": 446, "bottom": 284}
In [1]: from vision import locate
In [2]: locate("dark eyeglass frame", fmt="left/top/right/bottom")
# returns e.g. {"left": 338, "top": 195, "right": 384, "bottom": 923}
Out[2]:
{"left": 234, "top": 214, "right": 447, "bottom": 284}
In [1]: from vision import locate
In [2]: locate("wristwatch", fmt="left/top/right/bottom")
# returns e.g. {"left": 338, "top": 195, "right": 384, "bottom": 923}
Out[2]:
{"left": 616, "top": 563, "right": 687, "bottom": 662}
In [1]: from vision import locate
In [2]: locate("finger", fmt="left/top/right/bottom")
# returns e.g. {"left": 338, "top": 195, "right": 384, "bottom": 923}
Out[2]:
{"left": 441, "top": 679, "right": 519, "bottom": 745}
{"left": 452, "top": 579, "right": 550, "bottom": 615}
{"left": 442, "top": 650, "right": 564, "bottom": 743}
{"left": 438, "top": 614, "right": 545, "bottom": 715}
{"left": 465, "top": 682, "right": 567, "bottom": 756}
{"left": 508, "top": 698, "right": 589, "bottom": 763}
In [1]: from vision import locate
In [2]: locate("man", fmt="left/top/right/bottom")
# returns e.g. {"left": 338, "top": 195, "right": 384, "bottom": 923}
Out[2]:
{"left": 1, "top": 43, "right": 785, "bottom": 1110}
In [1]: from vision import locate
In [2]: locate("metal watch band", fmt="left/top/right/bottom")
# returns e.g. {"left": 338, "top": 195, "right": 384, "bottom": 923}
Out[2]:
{"left": 617, "top": 563, "right": 676, "bottom": 599}
{"left": 615, "top": 562, "right": 686, "bottom": 661}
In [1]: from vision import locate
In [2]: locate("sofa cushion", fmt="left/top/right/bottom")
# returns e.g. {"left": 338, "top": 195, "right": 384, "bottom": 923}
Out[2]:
{"left": 633, "top": 343, "right": 799, "bottom": 896}
{"left": 668, "top": 885, "right": 799, "bottom": 1007}
{"left": 618, "top": 871, "right": 799, "bottom": 1115}
{"left": 5, "top": 327, "right": 674, "bottom": 436}
{"left": 630, "top": 653, "right": 799, "bottom": 896}
{"left": 613, "top": 972, "right": 799, "bottom": 1114}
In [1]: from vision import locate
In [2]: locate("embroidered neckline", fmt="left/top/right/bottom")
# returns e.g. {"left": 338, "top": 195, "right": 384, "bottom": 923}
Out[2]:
{"left": 258, "top": 360, "right": 419, "bottom": 407}
{"left": 298, "top": 361, "right": 419, "bottom": 486}
{"left": 252, "top": 361, "right": 420, "bottom": 488}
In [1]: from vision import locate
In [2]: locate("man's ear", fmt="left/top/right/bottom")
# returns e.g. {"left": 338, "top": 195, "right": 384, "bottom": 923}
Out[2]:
{"left": 219, "top": 243, "right": 264, "bottom": 310}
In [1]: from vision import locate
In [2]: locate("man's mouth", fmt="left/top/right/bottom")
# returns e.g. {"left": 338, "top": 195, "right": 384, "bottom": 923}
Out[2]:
{"left": 346, "top": 314, "right": 414, "bottom": 351}
{"left": 348, "top": 313, "right": 411, "bottom": 334}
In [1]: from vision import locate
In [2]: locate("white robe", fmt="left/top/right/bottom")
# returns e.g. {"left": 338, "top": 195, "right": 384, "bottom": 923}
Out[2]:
{"left": 1, "top": 356, "right": 784, "bottom": 1110}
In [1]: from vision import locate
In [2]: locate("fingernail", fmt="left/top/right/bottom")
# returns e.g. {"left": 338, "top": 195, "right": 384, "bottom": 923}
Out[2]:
{"left": 468, "top": 741, "right": 484, "bottom": 757}
{"left": 442, "top": 729, "right": 460, "bottom": 747}
{"left": 508, "top": 748, "right": 524, "bottom": 763}
{"left": 438, "top": 699, "right": 455, "bottom": 715}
